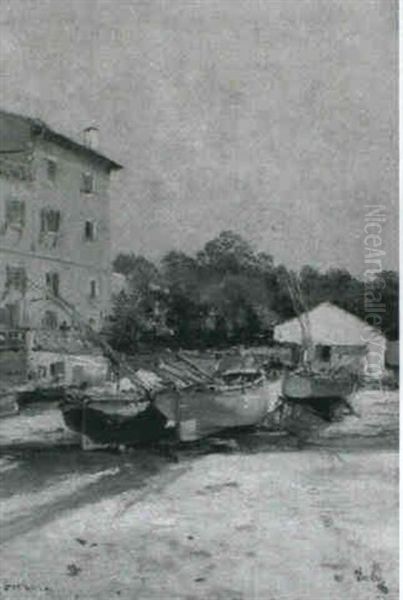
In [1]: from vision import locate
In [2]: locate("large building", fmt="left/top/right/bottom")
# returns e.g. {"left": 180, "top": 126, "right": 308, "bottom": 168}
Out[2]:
{"left": 0, "top": 110, "right": 122, "bottom": 335}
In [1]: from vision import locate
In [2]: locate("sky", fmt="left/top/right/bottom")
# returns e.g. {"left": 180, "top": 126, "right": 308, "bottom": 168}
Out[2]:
{"left": 0, "top": 0, "right": 398, "bottom": 276}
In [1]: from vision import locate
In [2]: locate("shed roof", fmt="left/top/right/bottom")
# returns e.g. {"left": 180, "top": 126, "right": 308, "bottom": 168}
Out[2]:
{"left": 274, "top": 302, "right": 384, "bottom": 346}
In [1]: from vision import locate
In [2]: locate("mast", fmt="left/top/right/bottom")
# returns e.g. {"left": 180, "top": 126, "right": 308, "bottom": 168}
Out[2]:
{"left": 286, "top": 272, "right": 313, "bottom": 370}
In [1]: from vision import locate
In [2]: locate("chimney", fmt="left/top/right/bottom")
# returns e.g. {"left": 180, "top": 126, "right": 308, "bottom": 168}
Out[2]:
{"left": 83, "top": 126, "right": 99, "bottom": 150}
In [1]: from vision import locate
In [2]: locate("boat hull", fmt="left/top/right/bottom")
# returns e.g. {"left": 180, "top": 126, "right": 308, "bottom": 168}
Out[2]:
{"left": 61, "top": 394, "right": 168, "bottom": 445}
{"left": 282, "top": 371, "right": 354, "bottom": 400}
{"left": 17, "top": 386, "right": 67, "bottom": 408}
{"left": 155, "top": 378, "right": 270, "bottom": 442}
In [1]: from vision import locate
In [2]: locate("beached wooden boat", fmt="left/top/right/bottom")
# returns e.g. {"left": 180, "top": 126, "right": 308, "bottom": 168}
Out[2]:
{"left": 16, "top": 385, "right": 67, "bottom": 407}
{"left": 281, "top": 369, "right": 356, "bottom": 421}
{"left": 276, "top": 273, "right": 355, "bottom": 417}
{"left": 155, "top": 370, "right": 271, "bottom": 442}
{"left": 61, "top": 355, "right": 273, "bottom": 446}
{"left": 60, "top": 390, "right": 169, "bottom": 446}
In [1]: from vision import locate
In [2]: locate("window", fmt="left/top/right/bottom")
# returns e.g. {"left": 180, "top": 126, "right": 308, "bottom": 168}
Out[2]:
{"left": 6, "top": 266, "right": 26, "bottom": 293}
{"left": 316, "top": 345, "right": 331, "bottom": 362}
{"left": 42, "top": 310, "right": 58, "bottom": 330}
{"left": 84, "top": 220, "right": 96, "bottom": 241}
{"left": 90, "top": 280, "right": 98, "bottom": 299}
{"left": 46, "top": 158, "right": 57, "bottom": 181}
{"left": 6, "top": 199, "right": 25, "bottom": 228}
{"left": 50, "top": 361, "right": 65, "bottom": 381}
{"left": 81, "top": 172, "right": 95, "bottom": 194}
{"left": 46, "top": 272, "right": 59, "bottom": 297}
{"left": 0, "top": 304, "right": 19, "bottom": 327}
{"left": 40, "top": 209, "right": 61, "bottom": 234}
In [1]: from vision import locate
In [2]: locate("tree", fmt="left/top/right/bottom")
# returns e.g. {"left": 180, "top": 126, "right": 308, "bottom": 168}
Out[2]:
{"left": 161, "top": 251, "right": 199, "bottom": 297}
{"left": 108, "top": 254, "right": 169, "bottom": 351}
{"left": 273, "top": 265, "right": 296, "bottom": 320}
{"left": 108, "top": 235, "right": 399, "bottom": 350}
{"left": 194, "top": 232, "right": 278, "bottom": 344}
{"left": 197, "top": 230, "right": 259, "bottom": 274}
{"left": 112, "top": 253, "right": 138, "bottom": 277}
{"left": 107, "top": 290, "right": 143, "bottom": 352}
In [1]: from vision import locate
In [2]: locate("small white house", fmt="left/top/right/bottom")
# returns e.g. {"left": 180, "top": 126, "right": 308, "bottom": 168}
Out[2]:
{"left": 274, "top": 302, "right": 386, "bottom": 378}
{"left": 27, "top": 350, "right": 110, "bottom": 386}
{"left": 25, "top": 328, "right": 111, "bottom": 386}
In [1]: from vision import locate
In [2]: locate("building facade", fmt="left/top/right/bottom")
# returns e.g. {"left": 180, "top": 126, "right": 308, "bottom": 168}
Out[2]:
{"left": 0, "top": 110, "right": 122, "bottom": 336}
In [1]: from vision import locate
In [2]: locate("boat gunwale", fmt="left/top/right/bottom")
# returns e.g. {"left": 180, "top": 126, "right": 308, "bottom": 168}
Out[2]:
{"left": 176, "top": 373, "right": 266, "bottom": 394}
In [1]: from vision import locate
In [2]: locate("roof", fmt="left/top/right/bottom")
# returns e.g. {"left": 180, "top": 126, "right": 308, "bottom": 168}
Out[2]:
{"left": 274, "top": 301, "right": 385, "bottom": 346}
{"left": 0, "top": 109, "right": 122, "bottom": 170}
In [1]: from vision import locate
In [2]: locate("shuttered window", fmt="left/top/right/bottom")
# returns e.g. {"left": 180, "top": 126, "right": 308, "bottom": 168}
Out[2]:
{"left": 46, "top": 158, "right": 57, "bottom": 181}
{"left": 46, "top": 272, "right": 59, "bottom": 297}
{"left": 90, "top": 280, "right": 98, "bottom": 298}
{"left": 42, "top": 310, "right": 58, "bottom": 330}
{"left": 6, "top": 199, "right": 25, "bottom": 227}
{"left": 81, "top": 172, "right": 95, "bottom": 194}
{"left": 40, "top": 209, "right": 61, "bottom": 233}
{"left": 84, "top": 220, "right": 96, "bottom": 241}
{"left": 6, "top": 266, "right": 27, "bottom": 293}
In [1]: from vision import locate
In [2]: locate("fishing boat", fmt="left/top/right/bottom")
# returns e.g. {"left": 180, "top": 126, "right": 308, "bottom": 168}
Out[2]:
{"left": 155, "top": 359, "right": 272, "bottom": 442}
{"left": 60, "top": 387, "right": 169, "bottom": 447}
{"left": 279, "top": 276, "right": 356, "bottom": 421}
{"left": 60, "top": 353, "right": 273, "bottom": 445}
{"left": 281, "top": 368, "right": 355, "bottom": 421}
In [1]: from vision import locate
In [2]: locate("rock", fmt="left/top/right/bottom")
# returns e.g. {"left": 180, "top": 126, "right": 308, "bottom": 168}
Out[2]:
{"left": 75, "top": 538, "right": 87, "bottom": 546}
{"left": 354, "top": 567, "right": 369, "bottom": 582}
{"left": 377, "top": 581, "right": 389, "bottom": 594}
{"left": 67, "top": 563, "right": 82, "bottom": 577}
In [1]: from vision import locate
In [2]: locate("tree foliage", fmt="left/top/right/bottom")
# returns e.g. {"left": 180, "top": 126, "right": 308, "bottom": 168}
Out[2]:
{"left": 107, "top": 232, "right": 399, "bottom": 352}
